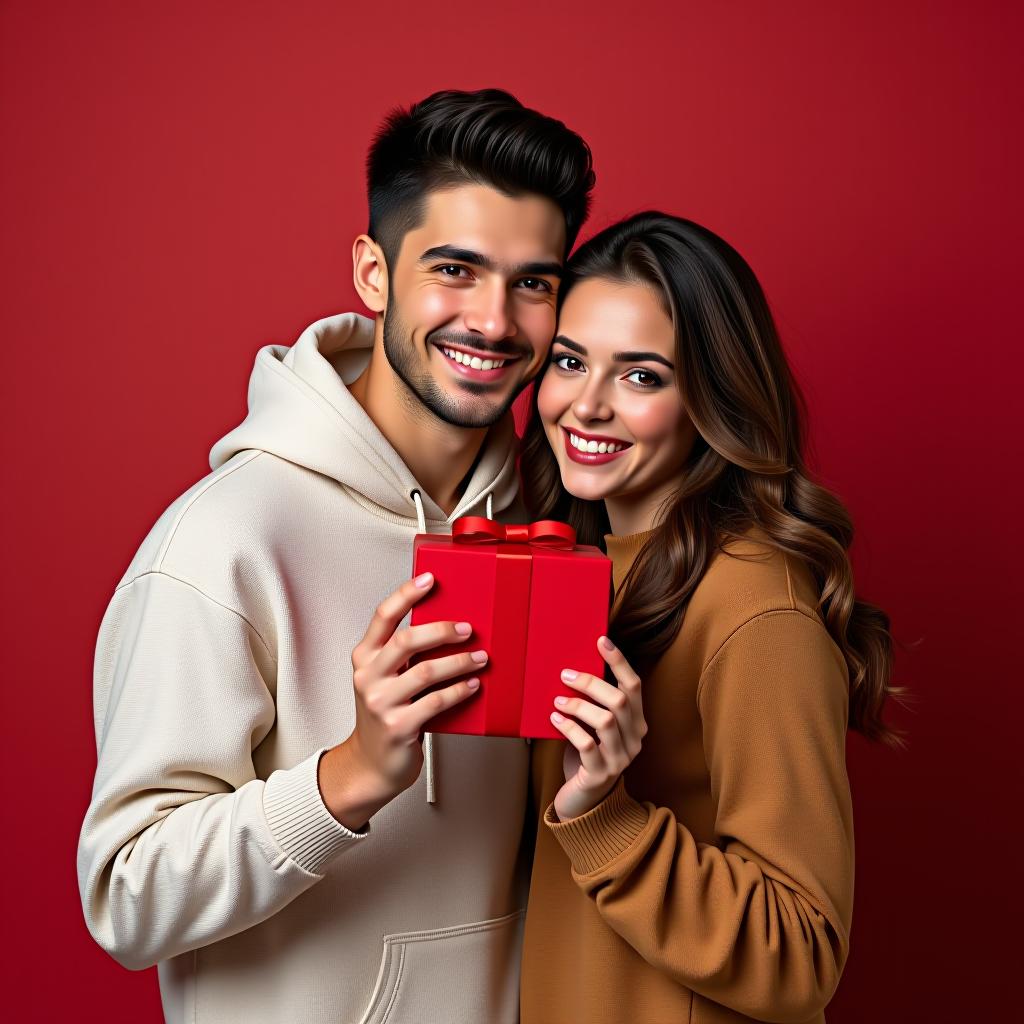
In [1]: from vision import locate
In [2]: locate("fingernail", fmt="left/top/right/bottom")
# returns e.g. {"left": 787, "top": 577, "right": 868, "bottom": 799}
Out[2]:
{"left": 414, "top": 572, "right": 433, "bottom": 588}
{"left": 561, "top": 669, "right": 578, "bottom": 681}
{"left": 554, "top": 696, "right": 568, "bottom": 707}
{"left": 470, "top": 650, "right": 488, "bottom": 664}
{"left": 467, "top": 677, "right": 481, "bottom": 690}
{"left": 551, "top": 711, "right": 565, "bottom": 723}
{"left": 454, "top": 622, "right": 472, "bottom": 637}
{"left": 599, "top": 635, "right": 615, "bottom": 651}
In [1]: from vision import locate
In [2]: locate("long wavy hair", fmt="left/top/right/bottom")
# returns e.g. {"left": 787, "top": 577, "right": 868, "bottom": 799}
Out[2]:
{"left": 520, "top": 212, "right": 906, "bottom": 746}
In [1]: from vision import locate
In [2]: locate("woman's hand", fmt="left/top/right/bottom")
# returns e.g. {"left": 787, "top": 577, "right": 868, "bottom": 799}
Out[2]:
{"left": 550, "top": 635, "right": 647, "bottom": 822}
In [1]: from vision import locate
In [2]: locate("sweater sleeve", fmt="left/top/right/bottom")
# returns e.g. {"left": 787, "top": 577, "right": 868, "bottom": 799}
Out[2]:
{"left": 77, "top": 571, "right": 369, "bottom": 971}
{"left": 543, "top": 610, "right": 854, "bottom": 1023}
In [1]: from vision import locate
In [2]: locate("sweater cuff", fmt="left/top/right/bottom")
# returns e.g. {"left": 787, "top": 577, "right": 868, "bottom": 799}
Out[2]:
{"left": 263, "top": 748, "right": 370, "bottom": 875}
{"left": 544, "top": 777, "right": 650, "bottom": 875}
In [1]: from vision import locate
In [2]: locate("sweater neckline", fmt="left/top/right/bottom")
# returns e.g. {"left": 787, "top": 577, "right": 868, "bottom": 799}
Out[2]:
{"left": 603, "top": 527, "right": 657, "bottom": 591}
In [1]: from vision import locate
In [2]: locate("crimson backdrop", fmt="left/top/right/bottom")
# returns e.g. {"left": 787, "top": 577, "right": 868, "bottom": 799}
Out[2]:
{"left": 2, "top": 2, "right": 1020, "bottom": 1020}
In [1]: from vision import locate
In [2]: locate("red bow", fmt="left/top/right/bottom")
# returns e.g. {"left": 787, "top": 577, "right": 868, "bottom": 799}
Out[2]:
{"left": 452, "top": 516, "right": 576, "bottom": 550}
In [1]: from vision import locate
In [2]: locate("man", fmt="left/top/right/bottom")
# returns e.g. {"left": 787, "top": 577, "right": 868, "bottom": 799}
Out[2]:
{"left": 77, "top": 89, "right": 593, "bottom": 1024}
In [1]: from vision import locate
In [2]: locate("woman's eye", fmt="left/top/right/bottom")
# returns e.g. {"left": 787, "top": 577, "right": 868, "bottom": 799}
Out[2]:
{"left": 625, "top": 369, "right": 663, "bottom": 388}
{"left": 552, "top": 353, "right": 584, "bottom": 372}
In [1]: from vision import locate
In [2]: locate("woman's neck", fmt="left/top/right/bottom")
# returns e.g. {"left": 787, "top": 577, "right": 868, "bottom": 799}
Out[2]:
{"left": 603, "top": 477, "right": 681, "bottom": 537}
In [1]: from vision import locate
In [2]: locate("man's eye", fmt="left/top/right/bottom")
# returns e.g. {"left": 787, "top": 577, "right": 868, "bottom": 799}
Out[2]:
{"left": 517, "top": 277, "right": 552, "bottom": 292}
{"left": 437, "top": 265, "right": 470, "bottom": 278}
{"left": 625, "top": 369, "right": 663, "bottom": 388}
{"left": 552, "top": 354, "right": 584, "bottom": 372}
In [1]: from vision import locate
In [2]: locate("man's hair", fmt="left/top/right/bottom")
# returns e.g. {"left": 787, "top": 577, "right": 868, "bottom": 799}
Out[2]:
{"left": 366, "top": 88, "right": 595, "bottom": 266}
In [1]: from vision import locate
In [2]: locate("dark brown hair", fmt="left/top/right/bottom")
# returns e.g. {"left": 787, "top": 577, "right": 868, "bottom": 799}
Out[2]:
{"left": 367, "top": 88, "right": 595, "bottom": 265}
{"left": 520, "top": 212, "right": 907, "bottom": 746}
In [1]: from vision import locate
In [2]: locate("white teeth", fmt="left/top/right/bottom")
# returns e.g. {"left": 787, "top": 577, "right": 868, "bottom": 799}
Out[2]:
{"left": 441, "top": 348, "right": 505, "bottom": 369}
{"left": 569, "top": 431, "right": 626, "bottom": 454}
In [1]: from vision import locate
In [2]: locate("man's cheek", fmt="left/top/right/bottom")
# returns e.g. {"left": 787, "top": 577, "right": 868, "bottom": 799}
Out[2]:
{"left": 417, "top": 287, "right": 464, "bottom": 328}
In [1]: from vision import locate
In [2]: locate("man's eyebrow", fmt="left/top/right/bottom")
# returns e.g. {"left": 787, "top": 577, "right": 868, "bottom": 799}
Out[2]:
{"left": 552, "top": 335, "right": 675, "bottom": 369}
{"left": 418, "top": 245, "right": 563, "bottom": 279}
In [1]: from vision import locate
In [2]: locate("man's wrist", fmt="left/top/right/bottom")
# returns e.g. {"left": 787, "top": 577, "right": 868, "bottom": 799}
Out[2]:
{"left": 317, "top": 740, "right": 394, "bottom": 831}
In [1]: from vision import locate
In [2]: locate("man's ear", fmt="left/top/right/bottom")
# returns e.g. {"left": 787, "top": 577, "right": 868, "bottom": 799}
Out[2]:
{"left": 352, "top": 234, "right": 388, "bottom": 314}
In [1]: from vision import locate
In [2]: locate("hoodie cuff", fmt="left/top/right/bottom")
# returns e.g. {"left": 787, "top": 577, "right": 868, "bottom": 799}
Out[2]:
{"left": 544, "top": 777, "right": 650, "bottom": 876}
{"left": 263, "top": 748, "right": 370, "bottom": 875}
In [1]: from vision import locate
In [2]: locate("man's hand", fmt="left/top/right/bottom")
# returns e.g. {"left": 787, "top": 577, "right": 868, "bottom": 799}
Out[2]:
{"left": 318, "top": 571, "right": 486, "bottom": 830}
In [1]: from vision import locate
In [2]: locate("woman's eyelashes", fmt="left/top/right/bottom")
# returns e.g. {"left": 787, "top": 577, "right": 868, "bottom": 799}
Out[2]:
{"left": 550, "top": 351, "right": 664, "bottom": 389}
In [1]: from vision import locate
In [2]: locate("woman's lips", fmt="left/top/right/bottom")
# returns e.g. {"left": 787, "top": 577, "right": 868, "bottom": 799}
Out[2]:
{"left": 560, "top": 426, "right": 632, "bottom": 465}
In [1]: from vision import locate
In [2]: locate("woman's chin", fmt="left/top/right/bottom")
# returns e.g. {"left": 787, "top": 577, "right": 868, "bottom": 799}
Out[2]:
{"left": 558, "top": 468, "right": 617, "bottom": 504}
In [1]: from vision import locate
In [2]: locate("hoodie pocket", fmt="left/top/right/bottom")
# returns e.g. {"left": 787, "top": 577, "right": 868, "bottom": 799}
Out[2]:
{"left": 356, "top": 909, "right": 524, "bottom": 1024}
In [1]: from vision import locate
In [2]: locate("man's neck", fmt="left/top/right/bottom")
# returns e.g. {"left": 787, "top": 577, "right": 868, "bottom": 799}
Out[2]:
{"left": 348, "top": 343, "right": 490, "bottom": 518}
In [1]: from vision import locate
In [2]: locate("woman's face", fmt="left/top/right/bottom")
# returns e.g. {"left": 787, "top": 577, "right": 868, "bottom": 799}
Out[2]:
{"left": 537, "top": 277, "right": 698, "bottom": 517}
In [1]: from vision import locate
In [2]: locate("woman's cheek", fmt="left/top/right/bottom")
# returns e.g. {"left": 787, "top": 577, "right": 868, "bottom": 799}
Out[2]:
{"left": 537, "top": 372, "right": 570, "bottom": 427}
{"left": 620, "top": 393, "right": 687, "bottom": 446}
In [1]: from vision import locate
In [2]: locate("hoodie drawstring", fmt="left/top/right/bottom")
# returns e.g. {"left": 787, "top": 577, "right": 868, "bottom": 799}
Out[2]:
{"left": 410, "top": 490, "right": 435, "bottom": 804}
{"left": 410, "top": 487, "right": 496, "bottom": 806}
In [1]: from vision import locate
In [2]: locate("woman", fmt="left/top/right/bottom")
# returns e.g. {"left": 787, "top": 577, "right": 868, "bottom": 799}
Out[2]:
{"left": 517, "top": 212, "right": 903, "bottom": 1023}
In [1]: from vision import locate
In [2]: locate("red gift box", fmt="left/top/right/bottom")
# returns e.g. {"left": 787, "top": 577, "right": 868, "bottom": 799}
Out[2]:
{"left": 410, "top": 516, "right": 612, "bottom": 740}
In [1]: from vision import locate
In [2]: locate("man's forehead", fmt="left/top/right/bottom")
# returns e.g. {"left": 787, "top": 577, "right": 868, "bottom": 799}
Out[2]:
{"left": 412, "top": 183, "right": 566, "bottom": 263}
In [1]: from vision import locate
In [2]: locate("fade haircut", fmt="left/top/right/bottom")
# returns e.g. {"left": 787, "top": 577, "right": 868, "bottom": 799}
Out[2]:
{"left": 366, "top": 88, "right": 595, "bottom": 267}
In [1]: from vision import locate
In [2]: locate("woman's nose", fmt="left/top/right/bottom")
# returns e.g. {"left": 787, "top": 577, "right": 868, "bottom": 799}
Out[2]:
{"left": 572, "top": 381, "right": 613, "bottom": 421}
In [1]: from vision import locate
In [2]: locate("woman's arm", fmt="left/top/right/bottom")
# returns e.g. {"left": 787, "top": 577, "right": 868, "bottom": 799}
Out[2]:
{"left": 545, "top": 610, "right": 854, "bottom": 1023}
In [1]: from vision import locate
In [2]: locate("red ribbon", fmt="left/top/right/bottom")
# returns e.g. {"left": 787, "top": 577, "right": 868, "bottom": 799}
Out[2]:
{"left": 452, "top": 516, "right": 576, "bottom": 550}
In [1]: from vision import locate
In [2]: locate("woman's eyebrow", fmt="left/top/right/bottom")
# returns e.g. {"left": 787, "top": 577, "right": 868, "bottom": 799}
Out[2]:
{"left": 552, "top": 335, "right": 675, "bottom": 370}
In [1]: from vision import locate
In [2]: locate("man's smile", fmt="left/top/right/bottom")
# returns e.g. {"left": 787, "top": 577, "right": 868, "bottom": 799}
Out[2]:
{"left": 431, "top": 340, "right": 524, "bottom": 383}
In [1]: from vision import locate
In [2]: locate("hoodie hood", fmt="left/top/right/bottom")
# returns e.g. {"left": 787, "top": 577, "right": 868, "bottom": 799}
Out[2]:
{"left": 210, "top": 313, "right": 521, "bottom": 528}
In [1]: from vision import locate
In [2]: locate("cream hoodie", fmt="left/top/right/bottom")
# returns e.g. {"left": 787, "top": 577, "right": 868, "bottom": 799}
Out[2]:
{"left": 77, "top": 313, "right": 531, "bottom": 1024}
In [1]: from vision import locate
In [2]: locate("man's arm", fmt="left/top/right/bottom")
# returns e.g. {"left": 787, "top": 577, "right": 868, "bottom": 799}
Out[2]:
{"left": 77, "top": 571, "right": 366, "bottom": 970}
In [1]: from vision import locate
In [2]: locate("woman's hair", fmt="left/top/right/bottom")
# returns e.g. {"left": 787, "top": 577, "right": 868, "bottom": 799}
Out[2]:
{"left": 520, "top": 212, "right": 906, "bottom": 746}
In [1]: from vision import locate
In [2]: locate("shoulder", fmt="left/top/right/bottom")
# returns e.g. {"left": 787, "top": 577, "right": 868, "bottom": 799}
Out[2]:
{"left": 115, "top": 450, "right": 320, "bottom": 591}
{"left": 682, "top": 525, "right": 824, "bottom": 673}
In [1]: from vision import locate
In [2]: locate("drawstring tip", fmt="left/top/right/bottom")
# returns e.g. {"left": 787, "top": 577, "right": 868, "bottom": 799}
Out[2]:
{"left": 424, "top": 731, "right": 436, "bottom": 804}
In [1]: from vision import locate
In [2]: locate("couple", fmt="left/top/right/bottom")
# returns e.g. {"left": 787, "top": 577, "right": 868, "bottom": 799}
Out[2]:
{"left": 77, "top": 89, "right": 895, "bottom": 1024}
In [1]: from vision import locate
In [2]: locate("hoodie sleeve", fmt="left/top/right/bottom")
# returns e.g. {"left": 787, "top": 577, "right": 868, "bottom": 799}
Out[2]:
{"left": 77, "top": 571, "right": 368, "bottom": 971}
{"left": 543, "top": 610, "right": 854, "bottom": 1022}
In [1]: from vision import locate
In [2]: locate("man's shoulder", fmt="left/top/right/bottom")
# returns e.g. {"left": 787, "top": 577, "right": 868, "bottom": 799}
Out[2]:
{"left": 115, "top": 450, "right": 317, "bottom": 590}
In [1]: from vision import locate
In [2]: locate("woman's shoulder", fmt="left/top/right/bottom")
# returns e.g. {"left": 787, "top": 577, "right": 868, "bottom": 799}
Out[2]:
{"left": 681, "top": 525, "right": 825, "bottom": 666}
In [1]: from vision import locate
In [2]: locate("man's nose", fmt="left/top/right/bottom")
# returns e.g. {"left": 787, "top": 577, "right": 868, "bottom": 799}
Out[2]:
{"left": 463, "top": 279, "right": 514, "bottom": 343}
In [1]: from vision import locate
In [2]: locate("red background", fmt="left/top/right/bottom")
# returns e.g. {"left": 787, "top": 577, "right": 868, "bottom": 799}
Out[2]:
{"left": 2, "top": 2, "right": 1020, "bottom": 1020}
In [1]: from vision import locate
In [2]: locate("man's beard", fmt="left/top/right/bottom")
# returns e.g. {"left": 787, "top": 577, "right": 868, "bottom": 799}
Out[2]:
{"left": 382, "top": 292, "right": 527, "bottom": 429}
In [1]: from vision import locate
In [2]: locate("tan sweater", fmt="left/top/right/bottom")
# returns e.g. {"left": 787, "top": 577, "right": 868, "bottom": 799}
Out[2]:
{"left": 521, "top": 527, "right": 854, "bottom": 1024}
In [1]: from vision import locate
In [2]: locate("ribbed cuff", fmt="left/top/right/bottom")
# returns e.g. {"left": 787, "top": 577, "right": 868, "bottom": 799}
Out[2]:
{"left": 263, "top": 748, "right": 370, "bottom": 875}
{"left": 544, "top": 777, "right": 650, "bottom": 875}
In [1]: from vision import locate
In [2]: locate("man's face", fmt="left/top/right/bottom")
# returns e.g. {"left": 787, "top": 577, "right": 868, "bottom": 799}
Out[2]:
{"left": 382, "top": 183, "right": 566, "bottom": 428}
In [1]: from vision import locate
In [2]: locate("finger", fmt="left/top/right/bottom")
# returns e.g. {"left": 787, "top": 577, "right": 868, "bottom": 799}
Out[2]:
{"left": 550, "top": 712, "right": 605, "bottom": 775}
{"left": 373, "top": 619, "right": 475, "bottom": 677}
{"left": 401, "top": 677, "right": 482, "bottom": 733}
{"left": 553, "top": 697, "right": 625, "bottom": 757}
{"left": 357, "top": 573, "right": 437, "bottom": 656}
{"left": 596, "top": 636, "right": 644, "bottom": 718}
{"left": 392, "top": 649, "right": 489, "bottom": 703}
{"left": 562, "top": 669, "right": 632, "bottom": 725}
